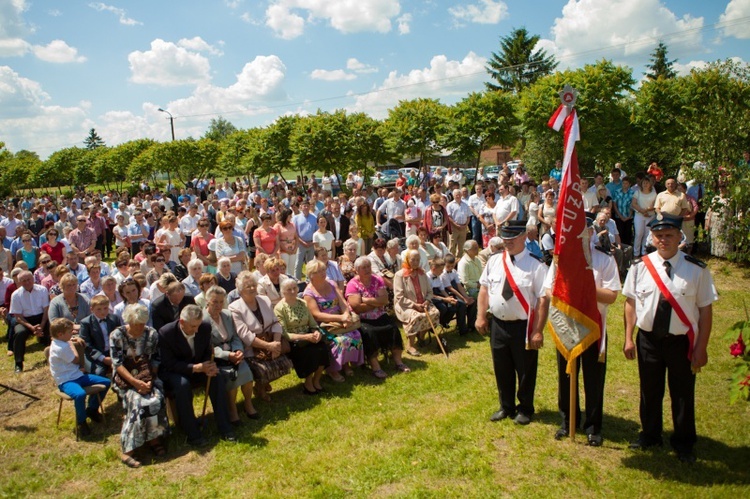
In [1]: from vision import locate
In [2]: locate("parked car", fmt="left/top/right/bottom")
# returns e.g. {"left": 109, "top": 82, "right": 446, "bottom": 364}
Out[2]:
{"left": 484, "top": 165, "right": 501, "bottom": 181}
{"left": 369, "top": 169, "right": 400, "bottom": 187}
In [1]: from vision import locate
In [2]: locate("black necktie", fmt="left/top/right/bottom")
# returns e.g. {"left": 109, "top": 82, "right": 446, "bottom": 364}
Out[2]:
{"left": 502, "top": 255, "right": 515, "bottom": 301}
{"left": 651, "top": 261, "right": 672, "bottom": 337}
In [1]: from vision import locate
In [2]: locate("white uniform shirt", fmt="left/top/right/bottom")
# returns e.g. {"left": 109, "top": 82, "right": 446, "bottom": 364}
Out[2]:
{"left": 480, "top": 248, "right": 547, "bottom": 321}
{"left": 622, "top": 252, "right": 717, "bottom": 335}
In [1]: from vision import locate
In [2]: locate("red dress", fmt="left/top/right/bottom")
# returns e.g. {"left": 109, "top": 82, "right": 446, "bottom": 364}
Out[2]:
{"left": 41, "top": 242, "right": 65, "bottom": 264}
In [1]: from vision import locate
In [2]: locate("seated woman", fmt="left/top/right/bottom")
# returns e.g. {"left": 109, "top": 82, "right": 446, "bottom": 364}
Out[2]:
{"left": 172, "top": 248, "right": 192, "bottom": 281}
{"left": 346, "top": 257, "right": 409, "bottom": 379}
{"left": 48, "top": 273, "right": 91, "bottom": 333}
{"left": 337, "top": 240, "right": 358, "bottom": 282}
{"left": 303, "top": 259, "right": 364, "bottom": 382}
{"left": 216, "top": 257, "right": 237, "bottom": 293}
{"left": 313, "top": 246, "right": 345, "bottom": 292}
{"left": 146, "top": 252, "right": 168, "bottom": 286}
{"left": 258, "top": 257, "right": 294, "bottom": 308}
{"left": 229, "top": 271, "right": 292, "bottom": 403}
{"left": 203, "top": 285, "right": 257, "bottom": 421}
{"left": 400, "top": 235, "right": 430, "bottom": 273}
{"left": 426, "top": 231, "right": 450, "bottom": 261}
{"left": 274, "top": 279, "right": 330, "bottom": 394}
{"left": 80, "top": 258, "right": 103, "bottom": 299}
{"left": 394, "top": 249, "right": 440, "bottom": 357}
{"left": 113, "top": 278, "right": 151, "bottom": 325}
{"left": 97, "top": 275, "right": 123, "bottom": 314}
{"left": 110, "top": 304, "right": 168, "bottom": 468}
{"left": 194, "top": 273, "right": 219, "bottom": 309}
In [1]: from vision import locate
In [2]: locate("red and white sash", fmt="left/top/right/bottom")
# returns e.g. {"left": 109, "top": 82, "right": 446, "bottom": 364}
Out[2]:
{"left": 642, "top": 254, "right": 696, "bottom": 360}
{"left": 502, "top": 251, "right": 536, "bottom": 347}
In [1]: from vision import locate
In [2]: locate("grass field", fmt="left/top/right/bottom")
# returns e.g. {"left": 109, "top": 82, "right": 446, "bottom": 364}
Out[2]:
{"left": 1, "top": 258, "right": 749, "bottom": 498}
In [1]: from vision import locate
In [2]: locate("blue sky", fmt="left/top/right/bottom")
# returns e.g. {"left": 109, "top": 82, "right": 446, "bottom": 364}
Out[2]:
{"left": 1, "top": 0, "right": 748, "bottom": 158}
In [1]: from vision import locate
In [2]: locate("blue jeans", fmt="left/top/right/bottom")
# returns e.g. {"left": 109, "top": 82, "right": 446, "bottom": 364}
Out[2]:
{"left": 470, "top": 216, "right": 484, "bottom": 249}
{"left": 59, "top": 374, "right": 111, "bottom": 424}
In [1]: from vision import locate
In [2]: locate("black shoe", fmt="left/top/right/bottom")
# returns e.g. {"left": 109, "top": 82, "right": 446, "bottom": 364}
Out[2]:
{"left": 14, "top": 363, "right": 22, "bottom": 374}
{"left": 629, "top": 438, "right": 662, "bottom": 450}
{"left": 244, "top": 409, "right": 261, "bottom": 420}
{"left": 230, "top": 419, "right": 244, "bottom": 428}
{"left": 77, "top": 422, "right": 91, "bottom": 437}
{"left": 221, "top": 434, "right": 238, "bottom": 443}
{"left": 587, "top": 434, "right": 603, "bottom": 447}
{"left": 677, "top": 451, "right": 696, "bottom": 464}
{"left": 513, "top": 413, "right": 531, "bottom": 425}
{"left": 188, "top": 436, "right": 209, "bottom": 448}
{"left": 489, "top": 410, "right": 511, "bottom": 422}
{"left": 554, "top": 428, "right": 569, "bottom": 440}
{"left": 86, "top": 408, "right": 103, "bottom": 423}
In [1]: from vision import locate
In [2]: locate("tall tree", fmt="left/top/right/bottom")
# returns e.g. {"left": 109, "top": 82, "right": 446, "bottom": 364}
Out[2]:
{"left": 645, "top": 41, "right": 677, "bottom": 80}
{"left": 203, "top": 116, "right": 238, "bottom": 142}
{"left": 486, "top": 27, "right": 558, "bottom": 93}
{"left": 291, "top": 110, "right": 352, "bottom": 179}
{"left": 385, "top": 98, "right": 449, "bottom": 168}
{"left": 96, "top": 139, "right": 155, "bottom": 192}
{"left": 84, "top": 128, "right": 105, "bottom": 149}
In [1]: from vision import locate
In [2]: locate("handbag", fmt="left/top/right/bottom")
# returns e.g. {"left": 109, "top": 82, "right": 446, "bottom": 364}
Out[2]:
{"left": 253, "top": 317, "right": 291, "bottom": 361}
{"left": 321, "top": 312, "right": 361, "bottom": 335}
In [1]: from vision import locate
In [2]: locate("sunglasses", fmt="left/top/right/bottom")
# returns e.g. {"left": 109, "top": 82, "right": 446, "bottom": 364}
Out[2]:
{"left": 155, "top": 258, "right": 165, "bottom": 263}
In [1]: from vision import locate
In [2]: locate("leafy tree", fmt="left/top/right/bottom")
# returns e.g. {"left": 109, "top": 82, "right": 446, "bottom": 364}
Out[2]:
{"left": 74, "top": 147, "right": 108, "bottom": 188}
{"left": 33, "top": 147, "right": 85, "bottom": 193}
{"left": 347, "top": 113, "right": 397, "bottom": 185}
{"left": 386, "top": 98, "right": 449, "bottom": 168}
{"left": 486, "top": 27, "right": 558, "bottom": 93}
{"left": 445, "top": 91, "right": 519, "bottom": 181}
{"left": 645, "top": 41, "right": 677, "bottom": 80}
{"left": 519, "top": 60, "right": 636, "bottom": 177}
{"left": 291, "top": 110, "right": 352, "bottom": 180}
{"left": 96, "top": 139, "right": 156, "bottom": 192}
{"left": 84, "top": 128, "right": 105, "bottom": 149}
{"left": 204, "top": 116, "right": 238, "bottom": 142}
{"left": 130, "top": 139, "right": 219, "bottom": 188}
{"left": 263, "top": 115, "right": 300, "bottom": 182}
{"left": 218, "top": 129, "right": 258, "bottom": 176}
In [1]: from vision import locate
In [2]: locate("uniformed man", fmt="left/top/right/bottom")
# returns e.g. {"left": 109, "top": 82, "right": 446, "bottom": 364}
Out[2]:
{"left": 545, "top": 218, "right": 621, "bottom": 446}
{"left": 622, "top": 214, "right": 717, "bottom": 463}
{"left": 476, "top": 220, "right": 549, "bottom": 425}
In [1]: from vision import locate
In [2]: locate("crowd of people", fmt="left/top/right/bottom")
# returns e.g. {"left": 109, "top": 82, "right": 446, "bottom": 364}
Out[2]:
{"left": 2, "top": 160, "right": 723, "bottom": 466}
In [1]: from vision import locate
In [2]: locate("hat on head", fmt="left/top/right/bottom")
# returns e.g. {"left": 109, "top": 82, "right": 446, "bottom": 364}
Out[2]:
{"left": 500, "top": 220, "right": 527, "bottom": 239}
{"left": 648, "top": 214, "right": 683, "bottom": 232}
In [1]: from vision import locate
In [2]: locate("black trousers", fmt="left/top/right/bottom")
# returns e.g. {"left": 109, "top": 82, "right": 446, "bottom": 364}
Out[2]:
{"left": 490, "top": 317, "right": 538, "bottom": 416}
{"left": 636, "top": 329, "right": 696, "bottom": 453}
{"left": 13, "top": 313, "right": 46, "bottom": 366}
{"left": 614, "top": 217, "right": 634, "bottom": 246}
{"left": 557, "top": 342, "right": 606, "bottom": 435}
{"left": 160, "top": 370, "right": 233, "bottom": 441}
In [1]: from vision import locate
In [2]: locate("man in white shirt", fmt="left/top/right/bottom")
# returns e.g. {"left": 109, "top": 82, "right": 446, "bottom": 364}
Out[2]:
{"left": 468, "top": 182, "right": 487, "bottom": 248}
{"left": 376, "top": 189, "right": 406, "bottom": 237}
{"left": 494, "top": 184, "right": 519, "bottom": 227}
{"left": 447, "top": 189, "right": 472, "bottom": 258}
{"left": 179, "top": 204, "right": 201, "bottom": 248}
{"left": 10, "top": 271, "right": 50, "bottom": 372}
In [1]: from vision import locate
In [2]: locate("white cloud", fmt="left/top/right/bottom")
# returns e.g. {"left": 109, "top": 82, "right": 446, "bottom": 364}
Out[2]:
{"left": 347, "top": 58, "right": 378, "bottom": 74}
{"left": 543, "top": 0, "right": 704, "bottom": 67}
{"left": 128, "top": 39, "right": 211, "bottom": 86}
{"left": 265, "top": 4, "right": 305, "bottom": 40}
{"left": 720, "top": 0, "right": 750, "bottom": 39}
{"left": 177, "top": 36, "right": 224, "bottom": 56}
{"left": 224, "top": 0, "right": 243, "bottom": 8}
{"left": 265, "top": 0, "right": 402, "bottom": 39}
{"left": 48, "top": 9, "right": 62, "bottom": 17}
{"left": 88, "top": 2, "right": 142, "bottom": 26}
{"left": 448, "top": 0, "right": 508, "bottom": 25}
{"left": 397, "top": 13, "right": 411, "bottom": 35}
{"left": 0, "top": 37, "right": 30, "bottom": 57}
{"left": 349, "top": 51, "right": 486, "bottom": 118}
{"left": 311, "top": 68, "right": 356, "bottom": 81}
{"left": 0, "top": 0, "right": 31, "bottom": 56}
{"left": 673, "top": 59, "right": 709, "bottom": 76}
{"left": 32, "top": 40, "right": 86, "bottom": 63}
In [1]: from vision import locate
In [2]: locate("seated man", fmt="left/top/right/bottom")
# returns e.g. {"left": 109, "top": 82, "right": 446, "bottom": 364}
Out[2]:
{"left": 442, "top": 254, "right": 475, "bottom": 335}
{"left": 9, "top": 270, "right": 50, "bottom": 373}
{"left": 427, "top": 258, "right": 465, "bottom": 331}
{"left": 79, "top": 295, "right": 122, "bottom": 376}
{"left": 151, "top": 281, "right": 195, "bottom": 332}
{"left": 158, "top": 305, "right": 237, "bottom": 446}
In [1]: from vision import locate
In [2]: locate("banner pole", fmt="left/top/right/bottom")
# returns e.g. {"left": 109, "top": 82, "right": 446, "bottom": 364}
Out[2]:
{"left": 569, "top": 357, "right": 577, "bottom": 440}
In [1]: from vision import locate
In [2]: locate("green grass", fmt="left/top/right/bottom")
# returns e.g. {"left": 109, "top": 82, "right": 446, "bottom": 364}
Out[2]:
{"left": 1, "top": 258, "right": 749, "bottom": 498}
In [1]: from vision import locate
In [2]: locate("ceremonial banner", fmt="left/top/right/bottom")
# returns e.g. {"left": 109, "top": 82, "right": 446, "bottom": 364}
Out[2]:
{"left": 545, "top": 88, "right": 603, "bottom": 374}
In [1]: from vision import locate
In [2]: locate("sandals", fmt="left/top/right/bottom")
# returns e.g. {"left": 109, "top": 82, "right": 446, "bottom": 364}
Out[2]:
{"left": 406, "top": 348, "right": 422, "bottom": 357}
{"left": 149, "top": 440, "right": 167, "bottom": 457}
{"left": 372, "top": 369, "right": 388, "bottom": 379}
{"left": 395, "top": 363, "right": 411, "bottom": 373}
{"left": 121, "top": 455, "right": 141, "bottom": 468}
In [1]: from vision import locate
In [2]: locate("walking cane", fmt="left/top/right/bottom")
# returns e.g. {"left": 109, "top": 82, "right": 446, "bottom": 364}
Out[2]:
{"left": 201, "top": 351, "right": 215, "bottom": 420}
{"left": 424, "top": 302, "right": 449, "bottom": 359}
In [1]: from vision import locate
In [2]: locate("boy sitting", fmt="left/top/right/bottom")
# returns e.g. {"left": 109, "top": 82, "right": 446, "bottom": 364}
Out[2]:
{"left": 427, "top": 258, "right": 463, "bottom": 331}
{"left": 48, "top": 317, "right": 111, "bottom": 437}
{"left": 441, "top": 254, "right": 474, "bottom": 335}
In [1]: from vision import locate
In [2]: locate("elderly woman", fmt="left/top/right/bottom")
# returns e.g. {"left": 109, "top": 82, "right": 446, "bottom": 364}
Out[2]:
{"left": 173, "top": 248, "right": 192, "bottom": 281}
{"left": 313, "top": 246, "right": 345, "bottom": 292}
{"left": 258, "top": 257, "right": 294, "bottom": 308}
{"left": 193, "top": 273, "right": 218, "bottom": 309}
{"left": 203, "top": 285, "right": 257, "bottom": 421}
{"left": 216, "top": 256, "right": 237, "bottom": 293}
{"left": 110, "top": 303, "right": 168, "bottom": 468}
{"left": 274, "top": 279, "right": 330, "bottom": 394}
{"left": 113, "top": 278, "right": 151, "bottom": 324}
{"left": 394, "top": 249, "right": 440, "bottom": 357}
{"left": 385, "top": 238, "right": 402, "bottom": 273}
{"left": 303, "top": 259, "right": 364, "bottom": 382}
{"left": 214, "top": 220, "right": 247, "bottom": 274}
{"left": 49, "top": 273, "right": 91, "bottom": 333}
{"left": 346, "top": 257, "right": 408, "bottom": 378}
{"left": 229, "top": 271, "right": 292, "bottom": 403}
{"left": 80, "top": 259, "right": 102, "bottom": 299}
{"left": 98, "top": 275, "right": 123, "bottom": 314}
{"left": 337, "top": 239, "right": 359, "bottom": 282}
{"left": 400, "top": 235, "right": 430, "bottom": 273}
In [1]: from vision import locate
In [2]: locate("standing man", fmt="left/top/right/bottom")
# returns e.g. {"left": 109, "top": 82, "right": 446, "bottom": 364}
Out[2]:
{"left": 447, "top": 189, "right": 471, "bottom": 258}
{"left": 68, "top": 216, "right": 97, "bottom": 259}
{"left": 612, "top": 177, "right": 635, "bottom": 246}
{"left": 547, "top": 219, "right": 620, "bottom": 446}
{"left": 493, "top": 184, "right": 519, "bottom": 228}
{"left": 476, "top": 221, "right": 549, "bottom": 425}
{"left": 467, "top": 182, "right": 486, "bottom": 249}
{"left": 127, "top": 210, "right": 150, "bottom": 256}
{"left": 376, "top": 188, "right": 406, "bottom": 237}
{"left": 623, "top": 215, "right": 717, "bottom": 463}
{"left": 654, "top": 177, "right": 690, "bottom": 218}
{"left": 293, "top": 200, "right": 318, "bottom": 280}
